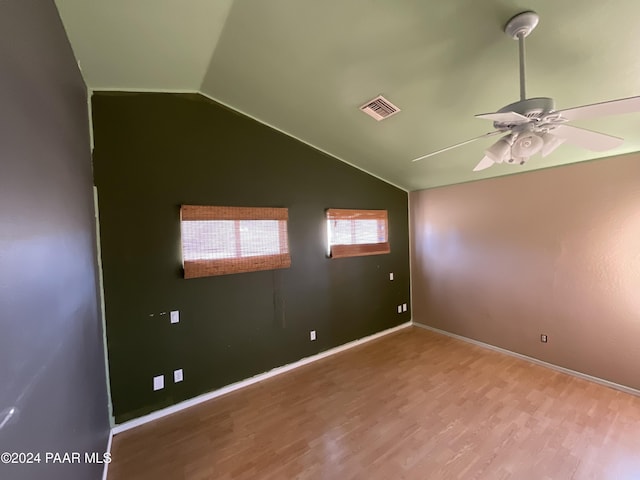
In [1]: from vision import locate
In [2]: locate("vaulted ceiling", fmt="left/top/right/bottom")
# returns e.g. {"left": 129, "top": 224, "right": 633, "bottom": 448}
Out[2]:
{"left": 55, "top": 0, "right": 640, "bottom": 190}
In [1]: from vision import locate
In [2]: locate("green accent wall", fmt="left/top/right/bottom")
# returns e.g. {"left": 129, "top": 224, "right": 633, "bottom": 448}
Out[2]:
{"left": 92, "top": 92, "right": 410, "bottom": 423}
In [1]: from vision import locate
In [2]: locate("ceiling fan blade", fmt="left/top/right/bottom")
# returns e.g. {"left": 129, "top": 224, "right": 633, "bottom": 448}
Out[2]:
{"left": 475, "top": 111, "right": 529, "bottom": 124}
{"left": 557, "top": 96, "right": 640, "bottom": 121}
{"left": 549, "top": 124, "right": 623, "bottom": 152}
{"left": 472, "top": 156, "right": 495, "bottom": 172}
{"left": 411, "top": 131, "right": 502, "bottom": 162}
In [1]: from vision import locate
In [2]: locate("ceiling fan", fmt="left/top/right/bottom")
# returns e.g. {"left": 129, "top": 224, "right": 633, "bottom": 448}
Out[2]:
{"left": 412, "top": 11, "right": 640, "bottom": 171}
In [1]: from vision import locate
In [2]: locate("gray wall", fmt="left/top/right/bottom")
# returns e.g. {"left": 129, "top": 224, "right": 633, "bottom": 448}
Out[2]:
{"left": 410, "top": 153, "right": 640, "bottom": 391}
{"left": 0, "top": 2, "right": 111, "bottom": 479}
{"left": 92, "top": 92, "right": 411, "bottom": 424}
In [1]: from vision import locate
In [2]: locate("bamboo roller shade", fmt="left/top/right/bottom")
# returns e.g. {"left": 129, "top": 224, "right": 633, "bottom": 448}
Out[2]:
{"left": 181, "top": 205, "right": 290, "bottom": 279}
{"left": 326, "top": 208, "right": 390, "bottom": 258}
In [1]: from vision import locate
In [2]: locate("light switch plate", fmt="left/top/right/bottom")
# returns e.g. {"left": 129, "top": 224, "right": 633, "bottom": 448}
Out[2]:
{"left": 153, "top": 375, "right": 164, "bottom": 391}
{"left": 170, "top": 310, "right": 180, "bottom": 324}
{"left": 389, "top": 273, "right": 394, "bottom": 281}
{"left": 402, "top": 303, "right": 407, "bottom": 312}
{"left": 174, "top": 369, "right": 183, "bottom": 383}
{"left": 310, "top": 330, "right": 316, "bottom": 341}
{"left": 397, "top": 305, "right": 402, "bottom": 314}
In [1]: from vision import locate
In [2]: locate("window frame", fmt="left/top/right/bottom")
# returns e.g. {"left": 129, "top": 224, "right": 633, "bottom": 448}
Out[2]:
{"left": 326, "top": 208, "right": 390, "bottom": 259}
{"left": 180, "top": 205, "right": 290, "bottom": 279}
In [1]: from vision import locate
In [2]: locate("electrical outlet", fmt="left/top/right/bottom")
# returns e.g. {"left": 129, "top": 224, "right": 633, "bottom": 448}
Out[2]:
{"left": 310, "top": 330, "right": 316, "bottom": 341}
{"left": 170, "top": 310, "right": 180, "bottom": 324}
{"left": 402, "top": 303, "right": 407, "bottom": 312}
{"left": 397, "top": 305, "right": 402, "bottom": 314}
{"left": 541, "top": 334, "right": 548, "bottom": 343}
{"left": 389, "top": 272, "right": 394, "bottom": 281}
{"left": 153, "top": 375, "right": 164, "bottom": 391}
{"left": 173, "top": 369, "right": 183, "bottom": 383}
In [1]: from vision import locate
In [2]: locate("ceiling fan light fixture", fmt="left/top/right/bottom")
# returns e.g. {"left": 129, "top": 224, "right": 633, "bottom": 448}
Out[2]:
{"left": 485, "top": 135, "right": 513, "bottom": 163}
{"left": 541, "top": 132, "right": 566, "bottom": 157}
{"left": 511, "top": 132, "right": 544, "bottom": 157}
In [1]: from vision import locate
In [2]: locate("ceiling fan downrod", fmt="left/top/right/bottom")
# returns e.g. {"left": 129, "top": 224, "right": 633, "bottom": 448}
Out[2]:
{"left": 518, "top": 33, "right": 526, "bottom": 101}
{"left": 504, "top": 11, "right": 539, "bottom": 102}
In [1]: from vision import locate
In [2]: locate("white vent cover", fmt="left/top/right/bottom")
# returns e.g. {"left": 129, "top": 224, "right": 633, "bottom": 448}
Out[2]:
{"left": 360, "top": 95, "right": 401, "bottom": 121}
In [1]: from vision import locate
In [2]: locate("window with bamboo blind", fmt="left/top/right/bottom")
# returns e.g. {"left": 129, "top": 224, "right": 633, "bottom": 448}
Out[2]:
{"left": 326, "top": 209, "right": 390, "bottom": 258}
{"left": 180, "top": 205, "right": 290, "bottom": 279}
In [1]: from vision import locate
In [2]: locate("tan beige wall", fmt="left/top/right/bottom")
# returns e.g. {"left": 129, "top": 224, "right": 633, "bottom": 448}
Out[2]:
{"left": 410, "top": 153, "right": 640, "bottom": 390}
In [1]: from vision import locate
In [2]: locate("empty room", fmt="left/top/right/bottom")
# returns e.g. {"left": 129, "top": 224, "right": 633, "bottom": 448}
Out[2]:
{"left": 2, "top": 1, "right": 640, "bottom": 479}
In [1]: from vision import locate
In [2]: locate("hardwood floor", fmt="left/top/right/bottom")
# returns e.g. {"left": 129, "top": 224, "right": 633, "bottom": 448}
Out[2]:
{"left": 107, "top": 327, "right": 640, "bottom": 479}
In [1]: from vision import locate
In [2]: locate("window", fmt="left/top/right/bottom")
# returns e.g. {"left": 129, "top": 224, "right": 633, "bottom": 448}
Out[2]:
{"left": 180, "top": 205, "right": 290, "bottom": 278}
{"left": 326, "top": 209, "right": 390, "bottom": 258}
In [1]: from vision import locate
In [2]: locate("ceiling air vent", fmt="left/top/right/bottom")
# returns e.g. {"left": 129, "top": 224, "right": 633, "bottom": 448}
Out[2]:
{"left": 360, "top": 95, "right": 401, "bottom": 121}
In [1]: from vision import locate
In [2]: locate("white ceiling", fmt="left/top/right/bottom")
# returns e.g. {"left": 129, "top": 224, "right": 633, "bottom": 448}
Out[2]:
{"left": 55, "top": 0, "right": 640, "bottom": 190}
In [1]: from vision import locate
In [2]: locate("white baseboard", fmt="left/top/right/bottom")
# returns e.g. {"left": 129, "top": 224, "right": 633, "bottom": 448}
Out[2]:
{"left": 412, "top": 321, "right": 640, "bottom": 397}
{"left": 102, "top": 428, "right": 113, "bottom": 480}
{"left": 112, "top": 322, "right": 411, "bottom": 435}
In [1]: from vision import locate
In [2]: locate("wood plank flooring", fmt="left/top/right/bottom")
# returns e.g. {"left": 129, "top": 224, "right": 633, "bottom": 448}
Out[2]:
{"left": 107, "top": 327, "right": 640, "bottom": 479}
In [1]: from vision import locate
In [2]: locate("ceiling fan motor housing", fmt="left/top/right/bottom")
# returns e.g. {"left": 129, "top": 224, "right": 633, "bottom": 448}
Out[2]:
{"left": 493, "top": 97, "right": 556, "bottom": 129}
